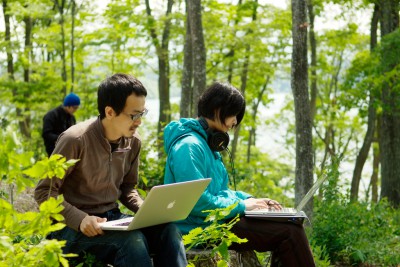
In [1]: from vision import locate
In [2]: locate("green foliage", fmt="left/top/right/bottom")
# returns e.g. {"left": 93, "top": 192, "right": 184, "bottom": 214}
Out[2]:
{"left": 310, "top": 156, "right": 400, "bottom": 266}
{"left": 138, "top": 122, "right": 166, "bottom": 188}
{"left": 1, "top": 1, "right": 399, "bottom": 266}
{"left": 233, "top": 146, "right": 295, "bottom": 206}
{"left": 0, "top": 133, "right": 35, "bottom": 194}
{"left": 0, "top": 197, "right": 73, "bottom": 267}
{"left": 379, "top": 29, "right": 400, "bottom": 72}
{"left": 309, "top": 241, "right": 332, "bottom": 267}
{"left": 341, "top": 49, "right": 380, "bottom": 115}
{"left": 23, "top": 154, "right": 79, "bottom": 181}
{"left": 311, "top": 194, "right": 400, "bottom": 266}
{"left": 183, "top": 203, "right": 247, "bottom": 267}
{"left": 0, "top": 133, "right": 80, "bottom": 266}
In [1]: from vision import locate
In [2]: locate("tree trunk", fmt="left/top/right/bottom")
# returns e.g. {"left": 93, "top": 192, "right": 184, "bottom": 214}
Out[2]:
{"left": 145, "top": 0, "right": 173, "bottom": 154}
{"left": 231, "top": 14, "right": 251, "bottom": 161}
{"left": 370, "top": 3, "right": 380, "bottom": 50}
{"left": 226, "top": 0, "right": 243, "bottom": 84}
{"left": 187, "top": 0, "right": 206, "bottom": 116}
{"left": 379, "top": 0, "right": 400, "bottom": 207}
{"left": 3, "top": 0, "right": 31, "bottom": 137}
{"left": 54, "top": 0, "right": 68, "bottom": 96}
{"left": 21, "top": 15, "right": 32, "bottom": 138}
{"left": 291, "top": 0, "right": 314, "bottom": 217}
{"left": 2, "top": 0, "right": 14, "bottom": 80}
{"left": 180, "top": 0, "right": 193, "bottom": 118}
{"left": 350, "top": 95, "right": 376, "bottom": 201}
{"left": 369, "top": 141, "right": 380, "bottom": 203}
{"left": 232, "top": 0, "right": 258, "bottom": 161}
{"left": 70, "top": 0, "right": 76, "bottom": 91}
{"left": 306, "top": 0, "right": 317, "bottom": 121}
{"left": 247, "top": 77, "right": 269, "bottom": 163}
{"left": 350, "top": 3, "right": 380, "bottom": 201}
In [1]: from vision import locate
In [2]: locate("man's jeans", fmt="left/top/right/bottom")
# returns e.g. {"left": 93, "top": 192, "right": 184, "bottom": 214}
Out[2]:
{"left": 49, "top": 209, "right": 187, "bottom": 267}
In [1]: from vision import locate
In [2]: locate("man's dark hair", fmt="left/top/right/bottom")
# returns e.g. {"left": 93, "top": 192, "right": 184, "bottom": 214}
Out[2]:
{"left": 197, "top": 82, "right": 246, "bottom": 126}
{"left": 98, "top": 73, "right": 147, "bottom": 119}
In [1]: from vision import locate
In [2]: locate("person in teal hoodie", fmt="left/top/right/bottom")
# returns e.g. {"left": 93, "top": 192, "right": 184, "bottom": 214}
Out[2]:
{"left": 163, "top": 81, "right": 315, "bottom": 267}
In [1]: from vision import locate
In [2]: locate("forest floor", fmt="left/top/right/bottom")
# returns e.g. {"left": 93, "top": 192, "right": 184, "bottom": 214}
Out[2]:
{"left": 1, "top": 184, "right": 38, "bottom": 213}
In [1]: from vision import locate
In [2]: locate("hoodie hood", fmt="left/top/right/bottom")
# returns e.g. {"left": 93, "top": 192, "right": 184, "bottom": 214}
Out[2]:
{"left": 164, "top": 118, "right": 207, "bottom": 154}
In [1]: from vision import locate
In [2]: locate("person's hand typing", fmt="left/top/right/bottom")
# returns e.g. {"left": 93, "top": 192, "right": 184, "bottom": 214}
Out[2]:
{"left": 244, "top": 198, "right": 269, "bottom": 210}
{"left": 244, "top": 198, "right": 283, "bottom": 211}
{"left": 79, "top": 215, "right": 107, "bottom": 237}
{"left": 261, "top": 198, "right": 283, "bottom": 210}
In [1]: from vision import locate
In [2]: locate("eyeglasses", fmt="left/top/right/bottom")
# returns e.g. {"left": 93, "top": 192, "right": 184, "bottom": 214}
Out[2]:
{"left": 123, "top": 108, "right": 148, "bottom": 122}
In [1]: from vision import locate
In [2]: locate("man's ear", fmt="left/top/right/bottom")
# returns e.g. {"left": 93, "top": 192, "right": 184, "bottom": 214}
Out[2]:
{"left": 104, "top": 106, "right": 114, "bottom": 119}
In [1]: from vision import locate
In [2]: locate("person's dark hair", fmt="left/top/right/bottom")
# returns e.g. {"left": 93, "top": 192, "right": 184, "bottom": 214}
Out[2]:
{"left": 98, "top": 73, "right": 147, "bottom": 119}
{"left": 198, "top": 82, "right": 246, "bottom": 126}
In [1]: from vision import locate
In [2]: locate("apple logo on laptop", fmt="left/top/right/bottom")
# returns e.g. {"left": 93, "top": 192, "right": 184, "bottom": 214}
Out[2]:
{"left": 167, "top": 200, "right": 176, "bottom": 209}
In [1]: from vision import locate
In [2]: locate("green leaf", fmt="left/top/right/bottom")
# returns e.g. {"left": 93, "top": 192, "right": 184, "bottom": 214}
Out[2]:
{"left": 217, "top": 260, "right": 229, "bottom": 267}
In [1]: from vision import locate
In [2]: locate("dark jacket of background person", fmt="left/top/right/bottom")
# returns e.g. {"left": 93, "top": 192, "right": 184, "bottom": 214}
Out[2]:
{"left": 42, "top": 93, "right": 80, "bottom": 156}
{"left": 42, "top": 105, "right": 76, "bottom": 156}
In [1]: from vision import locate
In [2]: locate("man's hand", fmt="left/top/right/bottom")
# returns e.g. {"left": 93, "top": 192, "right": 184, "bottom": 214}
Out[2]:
{"left": 79, "top": 215, "right": 107, "bottom": 237}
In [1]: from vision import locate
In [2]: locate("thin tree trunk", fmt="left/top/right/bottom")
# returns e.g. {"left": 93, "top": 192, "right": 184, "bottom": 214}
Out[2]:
{"left": 370, "top": 3, "right": 380, "bottom": 50}
{"left": 21, "top": 15, "right": 32, "bottom": 138}
{"left": 2, "top": 0, "right": 14, "bottom": 80}
{"left": 226, "top": 0, "right": 243, "bottom": 84}
{"left": 369, "top": 140, "right": 380, "bottom": 203}
{"left": 54, "top": 0, "right": 68, "bottom": 96}
{"left": 247, "top": 77, "right": 270, "bottom": 163}
{"left": 350, "top": 3, "right": 380, "bottom": 201}
{"left": 350, "top": 95, "right": 376, "bottom": 201}
{"left": 231, "top": 0, "right": 258, "bottom": 161}
{"left": 306, "top": 0, "right": 317, "bottom": 121}
{"left": 70, "top": 0, "right": 76, "bottom": 91}
{"left": 180, "top": 0, "right": 193, "bottom": 118}
{"left": 145, "top": 0, "right": 173, "bottom": 155}
{"left": 379, "top": 0, "right": 400, "bottom": 207}
{"left": 3, "top": 0, "right": 15, "bottom": 204}
{"left": 187, "top": 0, "right": 206, "bottom": 116}
{"left": 3, "top": 0, "right": 31, "bottom": 137}
{"left": 291, "top": 0, "right": 314, "bottom": 217}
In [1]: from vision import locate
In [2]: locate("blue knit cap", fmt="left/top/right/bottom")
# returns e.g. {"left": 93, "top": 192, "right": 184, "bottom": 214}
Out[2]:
{"left": 63, "top": 93, "right": 80, "bottom": 106}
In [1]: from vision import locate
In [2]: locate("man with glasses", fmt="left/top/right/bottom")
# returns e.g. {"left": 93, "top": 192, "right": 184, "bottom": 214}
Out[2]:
{"left": 42, "top": 92, "right": 81, "bottom": 156}
{"left": 34, "top": 73, "right": 187, "bottom": 267}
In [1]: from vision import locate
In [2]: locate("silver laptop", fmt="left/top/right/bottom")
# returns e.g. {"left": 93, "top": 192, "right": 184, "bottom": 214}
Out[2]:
{"left": 245, "top": 173, "right": 328, "bottom": 219}
{"left": 99, "top": 178, "right": 211, "bottom": 231}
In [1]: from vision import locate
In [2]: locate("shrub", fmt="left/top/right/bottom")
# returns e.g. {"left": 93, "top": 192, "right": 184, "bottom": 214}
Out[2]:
{"left": 0, "top": 133, "right": 79, "bottom": 267}
{"left": 183, "top": 203, "right": 248, "bottom": 267}
{"left": 311, "top": 198, "right": 400, "bottom": 266}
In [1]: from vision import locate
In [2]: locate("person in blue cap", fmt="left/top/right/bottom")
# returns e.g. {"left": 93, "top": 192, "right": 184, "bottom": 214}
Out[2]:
{"left": 42, "top": 92, "right": 81, "bottom": 156}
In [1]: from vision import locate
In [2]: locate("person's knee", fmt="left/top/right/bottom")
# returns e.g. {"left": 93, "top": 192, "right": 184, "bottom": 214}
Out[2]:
{"left": 163, "top": 223, "right": 182, "bottom": 236}
{"left": 284, "top": 223, "right": 306, "bottom": 241}
{"left": 161, "top": 224, "right": 183, "bottom": 243}
{"left": 113, "top": 231, "right": 153, "bottom": 266}
{"left": 123, "top": 230, "right": 148, "bottom": 250}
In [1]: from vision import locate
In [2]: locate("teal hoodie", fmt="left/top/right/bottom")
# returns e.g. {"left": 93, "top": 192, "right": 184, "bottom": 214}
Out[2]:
{"left": 163, "top": 118, "right": 251, "bottom": 234}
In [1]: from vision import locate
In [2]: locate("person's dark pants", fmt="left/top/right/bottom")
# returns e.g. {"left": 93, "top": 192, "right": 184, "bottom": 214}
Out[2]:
{"left": 48, "top": 209, "right": 187, "bottom": 267}
{"left": 229, "top": 217, "right": 316, "bottom": 267}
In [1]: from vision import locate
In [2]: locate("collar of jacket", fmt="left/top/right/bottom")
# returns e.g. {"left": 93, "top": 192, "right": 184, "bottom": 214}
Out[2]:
{"left": 93, "top": 116, "right": 134, "bottom": 153}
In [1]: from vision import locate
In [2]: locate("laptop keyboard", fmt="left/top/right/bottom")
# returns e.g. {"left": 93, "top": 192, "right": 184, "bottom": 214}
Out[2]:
{"left": 272, "top": 207, "right": 296, "bottom": 213}
{"left": 114, "top": 221, "right": 131, "bottom": 226}
{"left": 257, "top": 207, "right": 297, "bottom": 213}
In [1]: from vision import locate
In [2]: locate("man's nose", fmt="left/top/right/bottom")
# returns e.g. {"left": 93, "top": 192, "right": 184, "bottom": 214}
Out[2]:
{"left": 133, "top": 117, "right": 142, "bottom": 125}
